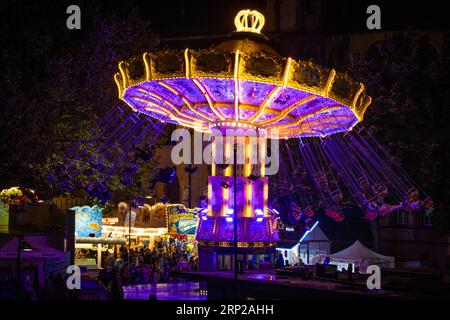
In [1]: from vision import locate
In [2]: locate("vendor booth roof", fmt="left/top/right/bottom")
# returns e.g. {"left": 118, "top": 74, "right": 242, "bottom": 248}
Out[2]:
{"left": 0, "top": 236, "right": 65, "bottom": 259}
{"left": 277, "top": 223, "right": 329, "bottom": 249}
{"left": 75, "top": 237, "right": 127, "bottom": 245}
{"left": 329, "top": 240, "right": 394, "bottom": 262}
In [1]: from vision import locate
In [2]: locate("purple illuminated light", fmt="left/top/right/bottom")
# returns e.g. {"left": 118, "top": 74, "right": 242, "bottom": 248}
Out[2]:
{"left": 239, "top": 81, "right": 276, "bottom": 106}
{"left": 199, "top": 78, "right": 235, "bottom": 103}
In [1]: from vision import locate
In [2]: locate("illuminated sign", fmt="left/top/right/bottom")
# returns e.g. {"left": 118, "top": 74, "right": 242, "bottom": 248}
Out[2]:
{"left": 167, "top": 204, "right": 199, "bottom": 236}
{"left": 71, "top": 205, "right": 102, "bottom": 238}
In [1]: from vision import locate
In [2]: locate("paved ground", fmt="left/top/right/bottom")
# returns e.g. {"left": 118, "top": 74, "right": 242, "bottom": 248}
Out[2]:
{"left": 174, "top": 270, "right": 450, "bottom": 300}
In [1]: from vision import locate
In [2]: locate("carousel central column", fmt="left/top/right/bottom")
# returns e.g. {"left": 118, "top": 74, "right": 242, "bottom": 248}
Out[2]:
{"left": 197, "top": 122, "right": 276, "bottom": 271}
{"left": 209, "top": 123, "right": 268, "bottom": 224}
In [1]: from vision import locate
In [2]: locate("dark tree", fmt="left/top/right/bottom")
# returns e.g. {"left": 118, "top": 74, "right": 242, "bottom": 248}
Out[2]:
{"left": 348, "top": 32, "right": 450, "bottom": 229}
{"left": 0, "top": 2, "right": 160, "bottom": 199}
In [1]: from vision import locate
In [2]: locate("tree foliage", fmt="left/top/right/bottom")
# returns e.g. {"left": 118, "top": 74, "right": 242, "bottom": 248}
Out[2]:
{"left": 348, "top": 32, "right": 450, "bottom": 226}
{"left": 0, "top": 3, "right": 161, "bottom": 201}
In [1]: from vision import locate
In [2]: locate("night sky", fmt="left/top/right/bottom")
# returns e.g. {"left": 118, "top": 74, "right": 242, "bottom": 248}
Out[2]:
{"left": 2, "top": 1, "right": 450, "bottom": 45}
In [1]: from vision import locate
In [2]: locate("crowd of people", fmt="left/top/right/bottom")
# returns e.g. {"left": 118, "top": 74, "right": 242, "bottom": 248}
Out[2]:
{"left": 0, "top": 238, "right": 198, "bottom": 300}
{"left": 98, "top": 239, "right": 199, "bottom": 292}
{"left": 0, "top": 267, "right": 76, "bottom": 300}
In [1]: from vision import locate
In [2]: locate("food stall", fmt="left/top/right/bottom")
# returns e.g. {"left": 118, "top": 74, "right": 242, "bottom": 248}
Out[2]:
{"left": 72, "top": 205, "right": 126, "bottom": 269}
{"left": 114, "top": 202, "right": 167, "bottom": 249}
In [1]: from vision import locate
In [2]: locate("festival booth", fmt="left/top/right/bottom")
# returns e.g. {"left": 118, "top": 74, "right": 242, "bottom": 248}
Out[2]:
{"left": 276, "top": 222, "right": 330, "bottom": 266}
{"left": 110, "top": 201, "right": 167, "bottom": 249}
{"left": 72, "top": 201, "right": 179, "bottom": 269}
{"left": 327, "top": 240, "right": 395, "bottom": 272}
{"left": 72, "top": 201, "right": 201, "bottom": 271}
{"left": 72, "top": 205, "right": 126, "bottom": 269}
{"left": 0, "top": 235, "right": 67, "bottom": 286}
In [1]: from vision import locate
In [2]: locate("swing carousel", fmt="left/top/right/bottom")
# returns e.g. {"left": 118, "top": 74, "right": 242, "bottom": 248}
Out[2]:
{"left": 113, "top": 10, "right": 432, "bottom": 256}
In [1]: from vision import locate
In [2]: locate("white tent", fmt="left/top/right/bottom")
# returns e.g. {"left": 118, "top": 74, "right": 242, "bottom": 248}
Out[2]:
{"left": 328, "top": 240, "right": 395, "bottom": 272}
{"left": 276, "top": 222, "right": 331, "bottom": 265}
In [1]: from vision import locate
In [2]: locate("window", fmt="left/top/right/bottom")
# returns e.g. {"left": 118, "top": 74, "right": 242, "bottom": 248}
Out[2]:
{"left": 423, "top": 209, "right": 433, "bottom": 226}
{"left": 397, "top": 211, "right": 408, "bottom": 225}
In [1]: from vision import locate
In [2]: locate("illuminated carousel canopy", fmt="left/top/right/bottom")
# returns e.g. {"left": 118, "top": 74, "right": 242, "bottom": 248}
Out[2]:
{"left": 115, "top": 10, "right": 372, "bottom": 139}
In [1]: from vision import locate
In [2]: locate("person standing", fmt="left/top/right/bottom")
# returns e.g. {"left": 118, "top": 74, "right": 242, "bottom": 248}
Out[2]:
{"left": 110, "top": 268, "right": 124, "bottom": 300}
{"left": 105, "top": 250, "right": 115, "bottom": 272}
{"left": 275, "top": 254, "right": 285, "bottom": 269}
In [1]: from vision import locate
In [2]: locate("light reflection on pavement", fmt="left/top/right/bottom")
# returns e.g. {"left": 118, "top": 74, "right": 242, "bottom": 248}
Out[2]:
{"left": 244, "top": 273, "right": 278, "bottom": 281}
{"left": 123, "top": 282, "right": 207, "bottom": 300}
